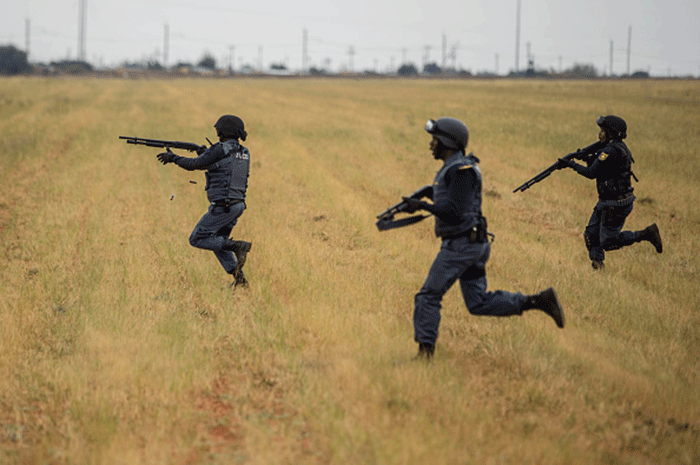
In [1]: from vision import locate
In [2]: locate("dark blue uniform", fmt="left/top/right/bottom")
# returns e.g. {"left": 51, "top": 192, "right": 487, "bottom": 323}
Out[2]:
{"left": 413, "top": 152, "right": 526, "bottom": 346}
{"left": 567, "top": 140, "right": 640, "bottom": 264}
{"left": 171, "top": 139, "right": 250, "bottom": 275}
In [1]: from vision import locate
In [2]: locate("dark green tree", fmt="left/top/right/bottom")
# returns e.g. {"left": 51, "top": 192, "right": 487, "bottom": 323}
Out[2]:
{"left": 197, "top": 53, "right": 217, "bottom": 70}
{"left": 423, "top": 62, "right": 442, "bottom": 75}
{"left": 50, "top": 60, "right": 93, "bottom": 74}
{"left": 568, "top": 63, "right": 598, "bottom": 78}
{"left": 0, "top": 45, "right": 31, "bottom": 75}
{"left": 397, "top": 63, "right": 418, "bottom": 76}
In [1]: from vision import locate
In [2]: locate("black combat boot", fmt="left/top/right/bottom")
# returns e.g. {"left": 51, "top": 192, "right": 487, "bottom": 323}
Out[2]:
{"left": 591, "top": 260, "right": 605, "bottom": 270}
{"left": 415, "top": 342, "right": 435, "bottom": 361}
{"left": 233, "top": 270, "right": 248, "bottom": 288}
{"left": 521, "top": 287, "right": 565, "bottom": 328}
{"left": 638, "top": 223, "right": 663, "bottom": 253}
{"left": 223, "top": 240, "right": 252, "bottom": 275}
{"left": 232, "top": 241, "right": 252, "bottom": 273}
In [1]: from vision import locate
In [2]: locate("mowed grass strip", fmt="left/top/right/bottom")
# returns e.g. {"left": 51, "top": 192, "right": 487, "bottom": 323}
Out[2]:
{"left": 0, "top": 77, "right": 698, "bottom": 464}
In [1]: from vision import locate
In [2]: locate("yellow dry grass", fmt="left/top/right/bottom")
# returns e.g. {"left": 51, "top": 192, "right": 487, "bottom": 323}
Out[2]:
{"left": 0, "top": 77, "right": 698, "bottom": 464}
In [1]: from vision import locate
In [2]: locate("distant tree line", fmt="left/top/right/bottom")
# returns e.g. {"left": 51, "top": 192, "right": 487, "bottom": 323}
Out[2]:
{"left": 1, "top": 44, "right": 95, "bottom": 75}
{"left": 0, "top": 43, "right": 656, "bottom": 79}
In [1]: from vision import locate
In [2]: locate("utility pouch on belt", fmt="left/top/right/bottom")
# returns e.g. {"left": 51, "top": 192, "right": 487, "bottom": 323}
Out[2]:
{"left": 212, "top": 199, "right": 241, "bottom": 213}
{"left": 469, "top": 217, "right": 488, "bottom": 243}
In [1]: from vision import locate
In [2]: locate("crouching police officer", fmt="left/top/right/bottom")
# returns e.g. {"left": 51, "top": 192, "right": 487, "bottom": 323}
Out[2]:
{"left": 157, "top": 115, "right": 252, "bottom": 287}
{"left": 557, "top": 115, "right": 663, "bottom": 270}
{"left": 403, "top": 117, "right": 565, "bottom": 360}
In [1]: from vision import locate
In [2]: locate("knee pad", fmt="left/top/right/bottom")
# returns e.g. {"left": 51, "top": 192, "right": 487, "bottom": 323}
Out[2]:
{"left": 462, "top": 265, "right": 486, "bottom": 281}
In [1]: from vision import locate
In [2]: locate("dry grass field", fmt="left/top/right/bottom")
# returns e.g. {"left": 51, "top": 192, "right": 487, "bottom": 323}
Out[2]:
{"left": 0, "top": 76, "right": 698, "bottom": 464}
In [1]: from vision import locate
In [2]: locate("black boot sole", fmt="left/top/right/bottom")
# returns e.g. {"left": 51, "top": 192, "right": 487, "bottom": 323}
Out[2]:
{"left": 542, "top": 287, "right": 565, "bottom": 329}
{"left": 648, "top": 223, "right": 663, "bottom": 253}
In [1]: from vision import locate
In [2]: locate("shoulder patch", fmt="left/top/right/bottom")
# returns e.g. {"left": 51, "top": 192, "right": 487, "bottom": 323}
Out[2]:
{"left": 598, "top": 152, "right": 609, "bottom": 161}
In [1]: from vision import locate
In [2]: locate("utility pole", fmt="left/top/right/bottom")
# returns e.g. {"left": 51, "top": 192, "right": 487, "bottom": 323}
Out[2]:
{"left": 609, "top": 39, "right": 614, "bottom": 76}
{"left": 515, "top": 0, "right": 521, "bottom": 72}
{"left": 348, "top": 46, "right": 355, "bottom": 72}
{"left": 302, "top": 28, "right": 308, "bottom": 74}
{"left": 163, "top": 23, "right": 169, "bottom": 68}
{"left": 626, "top": 25, "right": 632, "bottom": 75}
{"left": 25, "top": 18, "right": 30, "bottom": 59}
{"left": 78, "top": 0, "right": 87, "bottom": 61}
{"left": 450, "top": 44, "right": 458, "bottom": 69}
{"left": 229, "top": 45, "right": 235, "bottom": 72}
{"left": 442, "top": 32, "right": 447, "bottom": 69}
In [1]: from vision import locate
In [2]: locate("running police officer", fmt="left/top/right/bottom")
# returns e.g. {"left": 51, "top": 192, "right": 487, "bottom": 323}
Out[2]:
{"left": 156, "top": 115, "right": 252, "bottom": 287}
{"left": 557, "top": 115, "right": 663, "bottom": 270}
{"left": 403, "top": 117, "right": 565, "bottom": 360}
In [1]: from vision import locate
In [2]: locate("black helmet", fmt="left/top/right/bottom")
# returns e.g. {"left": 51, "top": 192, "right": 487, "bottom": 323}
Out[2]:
{"left": 214, "top": 114, "right": 247, "bottom": 141}
{"left": 596, "top": 115, "right": 627, "bottom": 140}
{"left": 425, "top": 117, "right": 469, "bottom": 150}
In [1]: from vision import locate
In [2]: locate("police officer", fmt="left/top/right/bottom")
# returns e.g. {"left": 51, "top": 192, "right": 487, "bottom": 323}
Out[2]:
{"left": 157, "top": 115, "right": 252, "bottom": 287}
{"left": 558, "top": 115, "right": 663, "bottom": 270}
{"left": 403, "top": 117, "right": 565, "bottom": 360}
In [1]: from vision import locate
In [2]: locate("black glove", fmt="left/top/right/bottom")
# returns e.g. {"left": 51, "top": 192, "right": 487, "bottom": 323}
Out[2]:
{"left": 572, "top": 149, "right": 588, "bottom": 161}
{"left": 402, "top": 197, "right": 427, "bottom": 214}
{"left": 157, "top": 148, "right": 175, "bottom": 165}
{"left": 556, "top": 158, "right": 574, "bottom": 170}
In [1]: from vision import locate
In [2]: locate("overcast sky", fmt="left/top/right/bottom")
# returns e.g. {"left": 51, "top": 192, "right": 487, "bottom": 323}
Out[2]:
{"left": 1, "top": 0, "right": 698, "bottom": 76}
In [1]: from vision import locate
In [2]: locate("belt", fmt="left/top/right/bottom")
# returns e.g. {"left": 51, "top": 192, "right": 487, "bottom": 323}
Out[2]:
{"left": 601, "top": 194, "right": 634, "bottom": 206}
{"left": 211, "top": 199, "right": 242, "bottom": 207}
{"left": 443, "top": 226, "right": 487, "bottom": 243}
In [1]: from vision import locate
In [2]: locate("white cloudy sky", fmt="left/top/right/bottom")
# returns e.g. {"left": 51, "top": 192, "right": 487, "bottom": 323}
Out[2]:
{"left": 1, "top": 0, "right": 698, "bottom": 76}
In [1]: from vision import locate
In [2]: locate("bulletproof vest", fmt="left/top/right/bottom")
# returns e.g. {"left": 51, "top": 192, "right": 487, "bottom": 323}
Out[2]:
{"left": 204, "top": 140, "right": 250, "bottom": 202}
{"left": 595, "top": 140, "right": 634, "bottom": 201}
{"left": 432, "top": 152, "right": 483, "bottom": 237}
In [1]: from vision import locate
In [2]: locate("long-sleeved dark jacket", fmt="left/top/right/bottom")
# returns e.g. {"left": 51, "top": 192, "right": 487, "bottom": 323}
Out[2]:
{"left": 172, "top": 139, "right": 250, "bottom": 203}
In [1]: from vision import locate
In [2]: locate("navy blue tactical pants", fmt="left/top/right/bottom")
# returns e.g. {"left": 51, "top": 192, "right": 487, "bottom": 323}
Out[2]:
{"left": 189, "top": 202, "right": 246, "bottom": 274}
{"left": 584, "top": 201, "right": 638, "bottom": 263}
{"left": 414, "top": 237, "right": 526, "bottom": 345}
